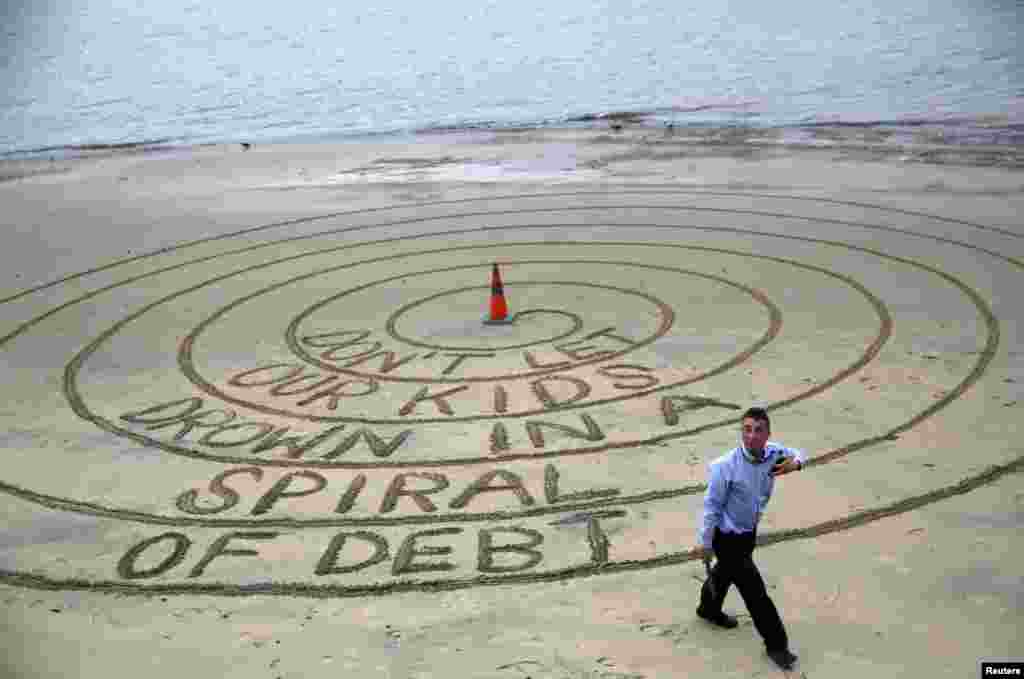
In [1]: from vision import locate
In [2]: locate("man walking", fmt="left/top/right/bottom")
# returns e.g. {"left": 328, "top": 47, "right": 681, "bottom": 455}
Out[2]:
{"left": 696, "top": 407, "right": 806, "bottom": 671}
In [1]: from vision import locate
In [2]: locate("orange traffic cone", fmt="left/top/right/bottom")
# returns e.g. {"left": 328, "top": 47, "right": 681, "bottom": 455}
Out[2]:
{"left": 484, "top": 263, "right": 513, "bottom": 325}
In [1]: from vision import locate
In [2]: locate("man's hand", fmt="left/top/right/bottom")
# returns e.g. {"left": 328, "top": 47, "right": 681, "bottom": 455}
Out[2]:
{"left": 770, "top": 456, "right": 801, "bottom": 476}
{"left": 699, "top": 546, "right": 713, "bottom": 569}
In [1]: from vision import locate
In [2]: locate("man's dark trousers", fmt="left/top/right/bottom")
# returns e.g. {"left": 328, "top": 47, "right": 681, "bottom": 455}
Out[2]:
{"left": 698, "top": 528, "right": 789, "bottom": 652}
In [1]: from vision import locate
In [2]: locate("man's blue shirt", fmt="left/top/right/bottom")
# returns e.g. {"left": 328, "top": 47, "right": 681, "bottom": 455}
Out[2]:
{"left": 699, "top": 442, "right": 806, "bottom": 549}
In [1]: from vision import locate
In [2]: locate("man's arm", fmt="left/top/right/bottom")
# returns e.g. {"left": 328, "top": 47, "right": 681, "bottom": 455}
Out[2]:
{"left": 698, "top": 463, "right": 727, "bottom": 554}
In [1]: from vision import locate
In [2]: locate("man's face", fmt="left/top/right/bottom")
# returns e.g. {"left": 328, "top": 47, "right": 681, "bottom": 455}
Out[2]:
{"left": 741, "top": 416, "right": 770, "bottom": 453}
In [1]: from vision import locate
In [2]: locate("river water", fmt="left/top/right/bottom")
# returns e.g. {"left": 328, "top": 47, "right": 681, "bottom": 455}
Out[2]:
{"left": 2, "top": 0, "right": 1021, "bottom": 154}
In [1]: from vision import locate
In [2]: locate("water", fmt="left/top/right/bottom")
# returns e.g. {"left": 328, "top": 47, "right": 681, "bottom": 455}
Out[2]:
{"left": 1, "top": 0, "right": 1021, "bottom": 154}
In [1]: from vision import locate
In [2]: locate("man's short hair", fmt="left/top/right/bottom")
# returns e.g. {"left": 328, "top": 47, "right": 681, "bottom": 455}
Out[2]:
{"left": 742, "top": 407, "right": 771, "bottom": 430}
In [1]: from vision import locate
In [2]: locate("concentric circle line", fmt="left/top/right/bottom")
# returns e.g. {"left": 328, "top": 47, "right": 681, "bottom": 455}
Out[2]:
{"left": 0, "top": 186, "right": 1009, "bottom": 599}
{"left": 2, "top": 188, "right": 1019, "bottom": 307}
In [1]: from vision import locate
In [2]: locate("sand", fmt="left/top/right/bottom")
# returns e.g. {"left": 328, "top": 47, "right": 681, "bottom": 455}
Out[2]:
{"left": 0, "top": 126, "right": 1021, "bottom": 678}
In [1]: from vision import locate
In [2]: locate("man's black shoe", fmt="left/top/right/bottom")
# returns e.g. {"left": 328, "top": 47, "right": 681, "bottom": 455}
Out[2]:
{"left": 696, "top": 608, "right": 738, "bottom": 629}
{"left": 766, "top": 648, "right": 798, "bottom": 670}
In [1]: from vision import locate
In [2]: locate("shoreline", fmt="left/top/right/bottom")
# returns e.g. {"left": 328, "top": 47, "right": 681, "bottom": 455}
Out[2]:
{"left": 2, "top": 122, "right": 1023, "bottom": 190}
{"left": 4, "top": 107, "right": 1023, "bottom": 162}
